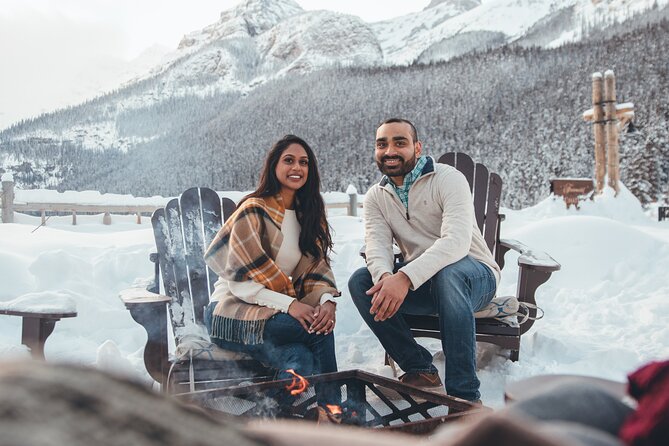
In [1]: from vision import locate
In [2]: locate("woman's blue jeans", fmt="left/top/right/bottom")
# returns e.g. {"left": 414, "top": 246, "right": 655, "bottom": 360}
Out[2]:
{"left": 204, "top": 302, "right": 340, "bottom": 406}
{"left": 348, "top": 255, "right": 496, "bottom": 401}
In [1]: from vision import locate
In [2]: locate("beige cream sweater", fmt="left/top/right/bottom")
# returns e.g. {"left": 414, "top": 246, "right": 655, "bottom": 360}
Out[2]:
{"left": 364, "top": 157, "right": 501, "bottom": 290}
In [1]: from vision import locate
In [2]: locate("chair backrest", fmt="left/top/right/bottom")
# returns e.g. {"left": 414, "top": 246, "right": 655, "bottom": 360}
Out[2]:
{"left": 437, "top": 153, "right": 502, "bottom": 257}
{"left": 150, "top": 187, "right": 236, "bottom": 341}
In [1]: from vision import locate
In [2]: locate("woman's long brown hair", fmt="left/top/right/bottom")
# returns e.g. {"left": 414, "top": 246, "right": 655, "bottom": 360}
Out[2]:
{"left": 241, "top": 135, "right": 333, "bottom": 261}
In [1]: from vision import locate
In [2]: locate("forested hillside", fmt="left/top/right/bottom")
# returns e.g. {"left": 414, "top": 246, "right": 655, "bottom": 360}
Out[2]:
{"left": 1, "top": 8, "right": 667, "bottom": 207}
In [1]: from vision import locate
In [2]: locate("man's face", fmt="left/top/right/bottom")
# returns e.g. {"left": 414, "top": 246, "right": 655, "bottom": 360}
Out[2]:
{"left": 375, "top": 122, "right": 422, "bottom": 184}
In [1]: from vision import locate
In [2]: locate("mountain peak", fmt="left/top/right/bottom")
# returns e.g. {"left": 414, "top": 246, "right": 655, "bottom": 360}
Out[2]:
{"left": 230, "top": 0, "right": 304, "bottom": 31}
{"left": 424, "top": 0, "right": 481, "bottom": 10}
{"left": 178, "top": 0, "right": 303, "bottom": 49}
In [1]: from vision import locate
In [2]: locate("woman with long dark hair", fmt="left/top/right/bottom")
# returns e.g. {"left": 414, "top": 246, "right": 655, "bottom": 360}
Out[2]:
{"left": 204, "top": 135, "right": 340, "bottom": 407}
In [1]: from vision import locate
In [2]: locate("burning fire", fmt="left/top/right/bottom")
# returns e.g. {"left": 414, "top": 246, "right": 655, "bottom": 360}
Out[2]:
{"left": 325, "top": 404, "right": 342, "bottom": 416}
{"left": 285, "top": 369, "right": 309, "bottom": 395}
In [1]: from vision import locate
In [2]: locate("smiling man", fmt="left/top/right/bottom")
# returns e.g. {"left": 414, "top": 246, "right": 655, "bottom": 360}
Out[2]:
{"left": 348, "top": 118, "right": 501, "bottom": 405}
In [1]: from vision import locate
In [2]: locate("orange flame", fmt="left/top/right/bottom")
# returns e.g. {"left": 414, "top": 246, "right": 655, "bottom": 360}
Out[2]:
{"left": 325, "top": 404, "right": 342, "bottom": 415}
{"left": 285, "top": 369, "right": 309, "bottom": 395}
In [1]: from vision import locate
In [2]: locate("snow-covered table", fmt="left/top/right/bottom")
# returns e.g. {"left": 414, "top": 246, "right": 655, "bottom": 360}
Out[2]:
{"left": 0, "top": 309, "right": 77, "bottom": 359}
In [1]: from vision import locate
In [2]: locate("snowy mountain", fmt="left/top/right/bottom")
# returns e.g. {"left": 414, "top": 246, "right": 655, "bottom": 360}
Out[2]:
{"left": 1, "top": 0, "right": 667, "bottom": 205}
{"left": 376, "top": 0, "right": 668, "bottom": 64}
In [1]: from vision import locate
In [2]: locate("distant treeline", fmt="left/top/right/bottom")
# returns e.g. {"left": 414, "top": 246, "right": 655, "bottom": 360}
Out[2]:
{"left": 1, "top": 7, "right": 668, "bottom": 208}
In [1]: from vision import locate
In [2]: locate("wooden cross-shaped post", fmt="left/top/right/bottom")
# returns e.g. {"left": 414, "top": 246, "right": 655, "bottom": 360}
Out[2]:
{"left": 582, "top": 70, "right": 633, "bottom": 195}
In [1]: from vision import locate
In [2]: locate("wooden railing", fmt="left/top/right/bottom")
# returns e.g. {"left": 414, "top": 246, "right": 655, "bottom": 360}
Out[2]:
{"left": 1, "top": 178, "right": 362, "bottom": 225}
{"left": 11, "top": 202, "right": 161, "bottom": 225}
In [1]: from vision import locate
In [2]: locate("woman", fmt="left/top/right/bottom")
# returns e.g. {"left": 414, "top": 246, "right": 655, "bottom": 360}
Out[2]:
{"left": 204, "top": 135, "right": 340, "bottom": 407}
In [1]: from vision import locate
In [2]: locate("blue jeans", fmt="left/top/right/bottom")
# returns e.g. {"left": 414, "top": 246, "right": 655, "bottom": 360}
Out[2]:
{"left": 348, "top": 255, "right": 496, "bottom": 401}
{"left": 204, "top": 302, "right": 340, "bottom": 405}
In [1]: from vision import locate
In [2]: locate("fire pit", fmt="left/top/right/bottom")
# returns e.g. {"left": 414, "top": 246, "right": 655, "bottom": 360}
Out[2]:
{"left": 177, "top": 369, "right": 488, "bottom": 435}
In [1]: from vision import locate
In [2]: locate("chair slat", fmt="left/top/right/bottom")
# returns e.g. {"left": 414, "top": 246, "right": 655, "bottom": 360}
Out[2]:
{"left": 151, "top": 208, "right": 178, "bottom": 303}
{"left": 473, "top": 164, "right": 489, "bottom": 234}
{"left": 222, "top": 197, "right": 236, "bottom": 222}
{"left": 437, "top": 152, "right": 455, "bottom": 167}
{"left": 454, "top": 153, "right": 475, "bottom": 193}
{"left": 164, "top": 198, "right": 191, "bottom": 329}
{"left": 483, "top": 173, "right": 502, "bottom": 253}
{"left": 180, "top": 188, "right": 211, "bottom": 327}
{"left": 200, "top": 189, "right": 224, "bottom": 300}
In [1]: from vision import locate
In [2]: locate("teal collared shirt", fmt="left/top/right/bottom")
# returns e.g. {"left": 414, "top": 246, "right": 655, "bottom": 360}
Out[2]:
{"left": 385, "top": 156, "right": 428, "bottom": 209}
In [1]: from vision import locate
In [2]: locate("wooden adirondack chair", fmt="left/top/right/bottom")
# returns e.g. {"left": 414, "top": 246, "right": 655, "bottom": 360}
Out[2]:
{"left": 366, "top": 152, "right": 561, "bottom": 364}
{"left": 120, "top": 187, "right": 271, "bottom": 393}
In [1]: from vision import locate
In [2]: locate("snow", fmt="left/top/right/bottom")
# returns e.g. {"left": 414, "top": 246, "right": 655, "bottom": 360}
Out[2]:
{"left": 13, "top": 189, "right": 170, "bottom": 207}
{"left": 0, "top": 291, "right": 76, "bottom": 314}
{"left": 1, "top": 172, "right": 13, "bottom": 182}
{"left": 1, "top": 184, "right": 668, "bottom": 408}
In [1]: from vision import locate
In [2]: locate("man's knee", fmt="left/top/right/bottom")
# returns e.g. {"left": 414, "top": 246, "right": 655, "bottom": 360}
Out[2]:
{"left": 432, "top": 260, "right": 471, "bottom": 290}
{"left": 347, "top": 267, "right": 373, "bottom": 301}
{"left": 431, "top": 260, "right": 478, "bottom": 313}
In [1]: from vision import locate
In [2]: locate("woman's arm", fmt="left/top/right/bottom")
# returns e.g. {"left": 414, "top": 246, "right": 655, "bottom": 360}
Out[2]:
{"left": 228, "top": 280, "right": 294, "bottom": 312}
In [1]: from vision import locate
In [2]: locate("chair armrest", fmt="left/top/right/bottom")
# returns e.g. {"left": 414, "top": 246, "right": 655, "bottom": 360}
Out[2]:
{"left": 118, "top": 287, "right": 171, "bottom": 386}
{"left": 119, "top": 287, "right": 171, "bottom": 305}
{"left": 499, "top": 239, "right": 560, "bottom": 336}
{"left": 499, "top": 239, "right": 561, "bottom": 273}
{"left": 0, "top": 309, "right": 77, "bottom": 318}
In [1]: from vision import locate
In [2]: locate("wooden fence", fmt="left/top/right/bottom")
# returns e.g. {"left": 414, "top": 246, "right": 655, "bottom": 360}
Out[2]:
{"left": 1, "top": 179, "right": 362, "bottom": 225}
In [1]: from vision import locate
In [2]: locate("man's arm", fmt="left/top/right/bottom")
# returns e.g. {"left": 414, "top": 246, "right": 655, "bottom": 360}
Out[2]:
{"left": 398, "top": 169, "right": 474, "bottom": 290}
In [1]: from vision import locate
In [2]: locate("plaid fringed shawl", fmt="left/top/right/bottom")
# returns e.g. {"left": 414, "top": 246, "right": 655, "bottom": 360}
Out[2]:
{"left": 204, "top": 194, "right": 339, "bottom": 345}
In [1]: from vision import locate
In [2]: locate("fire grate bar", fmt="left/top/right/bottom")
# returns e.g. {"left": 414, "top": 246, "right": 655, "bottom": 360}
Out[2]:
{"left": 176, "top": 369, "right": 488, "bottom": 434}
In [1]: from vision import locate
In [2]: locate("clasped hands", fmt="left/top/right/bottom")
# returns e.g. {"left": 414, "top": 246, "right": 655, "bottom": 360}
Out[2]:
{"left": 288, "top": 300, "right": 336, "bottom": 334}
{"left": 367, "top": 271, "right": 411, "bottom": 322}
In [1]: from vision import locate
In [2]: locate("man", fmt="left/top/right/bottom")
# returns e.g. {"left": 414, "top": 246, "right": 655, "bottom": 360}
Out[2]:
{"left": 348, "top": 118, "right": 500, "bottom": 403}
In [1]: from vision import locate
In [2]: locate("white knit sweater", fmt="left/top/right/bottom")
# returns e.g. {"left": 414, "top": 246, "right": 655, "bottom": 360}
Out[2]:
{"left": 363, "top": 158, "right": 501, "bottom": 290}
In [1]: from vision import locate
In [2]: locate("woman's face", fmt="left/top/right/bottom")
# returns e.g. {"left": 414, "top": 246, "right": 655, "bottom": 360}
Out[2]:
{"left": 275, "top": 143, "right": 309, "bottom": 193}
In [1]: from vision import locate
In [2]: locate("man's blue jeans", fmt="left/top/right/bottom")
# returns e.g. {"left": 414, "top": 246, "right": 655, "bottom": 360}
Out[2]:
{"left": 348, "top": 255, "right": 496, "bottom": 401}
{"left": 204, "top": 302, "right": 340, "bottom": 406}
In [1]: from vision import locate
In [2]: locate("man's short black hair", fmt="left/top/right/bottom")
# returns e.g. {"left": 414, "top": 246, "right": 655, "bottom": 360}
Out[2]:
{"left": 379, "top": 118, "right": 418, "bottom": 143}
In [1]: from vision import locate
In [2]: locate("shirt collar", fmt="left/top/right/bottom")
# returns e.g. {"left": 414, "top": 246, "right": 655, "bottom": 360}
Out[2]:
{"left": 381, "top": 155, "right": 429, "bottom": 189}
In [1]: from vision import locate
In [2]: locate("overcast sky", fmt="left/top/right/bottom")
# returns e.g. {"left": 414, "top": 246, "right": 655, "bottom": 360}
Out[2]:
{"left": 0, "top": 0, "right": 430, "bottom": 129}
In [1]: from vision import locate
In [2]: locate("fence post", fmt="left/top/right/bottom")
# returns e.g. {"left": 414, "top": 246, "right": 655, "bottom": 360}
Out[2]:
{"left": 604, "top": 70, "right": 620, "bottom": 194}
{"left": 592, "top": 72, "right": 606, "bottom": 194}
{"left": 346, "top": 185, "right": 358, "bottom": 217}
{"left": 1, "top": 174, "right": 15, "bottom": 223}
{"left": 103, "top": 212, "right": 112, "bottom": 225}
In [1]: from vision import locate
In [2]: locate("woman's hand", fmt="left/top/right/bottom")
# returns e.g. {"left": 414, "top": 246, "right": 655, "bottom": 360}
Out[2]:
{"left": 288, "top": 300, "right": 316, "bottom": 332}
{"left": 309, "top": 301, "right": 336, "bottom": 335}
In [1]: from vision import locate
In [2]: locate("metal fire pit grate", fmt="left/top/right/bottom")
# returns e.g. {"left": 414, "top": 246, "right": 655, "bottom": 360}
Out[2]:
{"left": 177, "top": 369, "right": 488, "bottom": 434}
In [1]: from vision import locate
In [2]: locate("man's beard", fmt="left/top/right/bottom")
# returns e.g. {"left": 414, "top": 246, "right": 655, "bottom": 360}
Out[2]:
{"left": 376, "top": 154, "right": 417, "bottom": 177}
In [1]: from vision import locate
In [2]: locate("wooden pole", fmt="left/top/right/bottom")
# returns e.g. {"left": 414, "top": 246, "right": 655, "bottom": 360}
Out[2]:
{"left": 604, "top": 70, "right": 620, "bottom": 194}
{"left": 591, "top": 72, "right": 606, "bottom": 194}
{"left": 1, "top": 176, "right": 15, "bottom": 224}
{"left": 72, "top": 211, "right": 77, "bottom": 226}
{"left": 347, "top": 185, "right": 358, "bottom": 217}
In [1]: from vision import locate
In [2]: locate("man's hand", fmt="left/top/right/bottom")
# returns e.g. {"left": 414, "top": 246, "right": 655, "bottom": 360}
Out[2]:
{"left": 288, "top": 300, "right": 316, "bottom": 332}
{"left": 366, "top": 271, "right": 411, "bottom": 321}
{"left": 309, "top": 301, "right": 336, "bottom": 335}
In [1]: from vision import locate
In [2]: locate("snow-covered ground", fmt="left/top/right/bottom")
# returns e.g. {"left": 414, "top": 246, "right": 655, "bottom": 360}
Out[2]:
{"left": 1, "top": 184, "right": 668, "bottom": 408}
